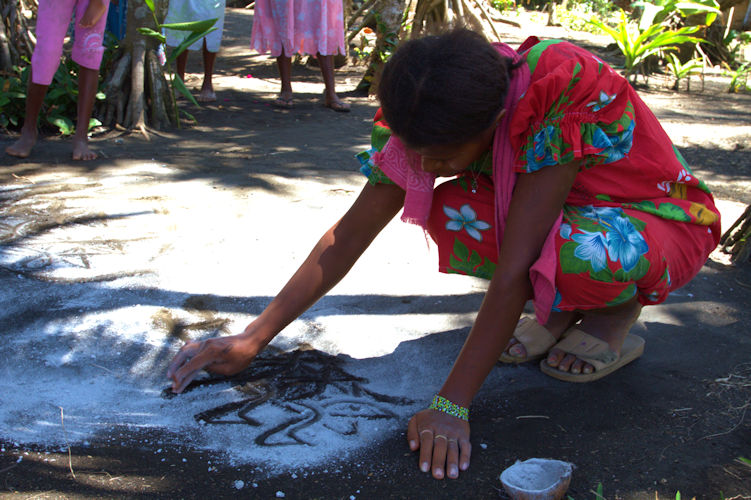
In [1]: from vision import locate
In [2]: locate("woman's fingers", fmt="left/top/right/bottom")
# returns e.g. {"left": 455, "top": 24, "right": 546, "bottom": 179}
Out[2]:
{"left": 418, "top": 429, "right": 434, "bottom": 473}
{"left": 406, "top": 416, "right": 419, "bottom": 451}
{"left": 446, "top": 438, "right": 460, "bottom": 479}
{"left": 459, "top": 438, "right": 472, "bottom": 471}
{"left": 431, "top": 434, "right": 449, "bottom": 479}
{"left": 166, "top": 341, "right": 201, "bottom": 379}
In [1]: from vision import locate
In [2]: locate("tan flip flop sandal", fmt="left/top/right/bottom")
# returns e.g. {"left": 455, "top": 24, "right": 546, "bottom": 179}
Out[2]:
{"left": 499, "top": 316, "right": 557, "bottom": 364}
{"left": 539, "top": 328, "right": 645, "bottom": 382}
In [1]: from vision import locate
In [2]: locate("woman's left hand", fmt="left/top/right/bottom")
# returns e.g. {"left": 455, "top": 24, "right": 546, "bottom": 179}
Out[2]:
{"left": 407, "top": 409, "right": 471, "bottom": 479}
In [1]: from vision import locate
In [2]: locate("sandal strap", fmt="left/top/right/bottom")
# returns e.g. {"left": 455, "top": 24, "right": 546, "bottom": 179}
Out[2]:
{"left": 513, "top": 317, "right": 557, "bottom": 357}
{"left": 553, "top": 328, "right": 618, "bottom": 371}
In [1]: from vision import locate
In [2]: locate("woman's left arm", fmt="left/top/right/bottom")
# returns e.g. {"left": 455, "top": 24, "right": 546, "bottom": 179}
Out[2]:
{"left": 408, "top": 160, "right": 581, "bottom": 479}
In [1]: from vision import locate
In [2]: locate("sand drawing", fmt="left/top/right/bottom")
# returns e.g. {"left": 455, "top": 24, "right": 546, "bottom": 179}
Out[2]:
{"left": 163, "top": 348, "right": 413, "bottom": 447}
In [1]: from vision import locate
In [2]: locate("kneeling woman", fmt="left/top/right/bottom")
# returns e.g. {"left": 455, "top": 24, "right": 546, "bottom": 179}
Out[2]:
{"left": 167, "top": 29, "right": 720, "bottom": 480}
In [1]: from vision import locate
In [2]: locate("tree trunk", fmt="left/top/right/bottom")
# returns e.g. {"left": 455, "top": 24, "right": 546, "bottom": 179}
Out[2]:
{"left": 98, "top": 0, "right": 174, "bottom": 131}
{"left": 355, "top": 0, "right": 407, "bottom": 95}
{"left": 353, "top": 0, "right": 507, "bottom": 93}
{"left": 720, "top": 204, "right": 751, "bottom": 265}
{"left": 0, "top": 0, "right": 36, "bottom": 73}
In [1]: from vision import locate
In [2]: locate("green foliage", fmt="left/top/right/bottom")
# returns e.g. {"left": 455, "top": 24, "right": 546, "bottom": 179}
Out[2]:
{"left": 588, "top": 10, "right": 703, "bottom": 80}
{"left": 490, "top": 0, "right": 517, "bottom": 12}
{"left": 632, "top": 0, "right": 721, "bottom": 28}
{"left": 666, "top": 53, "right": 703, "bottom": 89}
{"left": 726, "top": 61, "right": 751, "bottom": 92}
{"left": 723, "top": 29, "right": 751, "bottom": 67}
{"left": 137, "top": 2, "right": 218, "bottom": 121}
{"left": 0, "top": 59, "right": 105, "bottom": 135}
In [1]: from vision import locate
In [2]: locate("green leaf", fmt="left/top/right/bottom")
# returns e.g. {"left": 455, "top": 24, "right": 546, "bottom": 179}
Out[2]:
{"left": 468, "top": 250, "right": 482, "bottom": 270}
{"left": 606, "top": 284, "right": 637, "bottom": 306}
{"left": 138, "top": 27, "right": 167, "bottom": 44}
{"left": 95, "top": 91, "right": 106, "bottom": 100}
{"left": 88, "top": 118, "right": 102, "bottom": 131}
{"left": 167, "top": 27, "right": 218, "bottom": 65}
{"left": 49, "top": 115, "right": 74, "bottom": 135}
{"left": 173, "top": 74, "right": 199, "bottom": 107}
{"left": 161, "top": 18, "right": 218, "bottom": 33}
{"left": 144, "top": 0, "right": 155, "bottom": 13}
{"left": 559, "top": 241, "right": 591, "bottom": 275}
{"left": 453, "top": 238, "right": 469, "bottom": 262}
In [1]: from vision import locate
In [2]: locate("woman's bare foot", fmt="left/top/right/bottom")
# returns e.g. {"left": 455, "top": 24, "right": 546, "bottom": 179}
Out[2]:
{"left": 323, "top": 93, "right": 350, "bottom": 112}
{"left": 79, "top": 0, "right": 107, "bottom": 28}
{"left": 72, "top": 136, "right": 97, "bottom": 161}
{"left": 5, "top": 130, "right": 37, "bottom": 158}
{"left": 272, "top": 90, "right": 294, "bottom": 109}
{"left": 503, "top": 310, "right": 580, "bottom": 360}
{"left": 545, "top": 299, "right": 642, "bottom": 375}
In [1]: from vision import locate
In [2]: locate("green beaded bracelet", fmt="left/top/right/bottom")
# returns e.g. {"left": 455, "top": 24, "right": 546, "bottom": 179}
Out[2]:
{"left": 428, "top": 394, "right": 469, "bottom": 421}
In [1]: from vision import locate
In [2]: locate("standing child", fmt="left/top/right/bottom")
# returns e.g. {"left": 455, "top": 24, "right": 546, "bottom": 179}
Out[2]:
{"left": 250, "top": 0, "right": 350, "bottom": 111}
{"left": 5, "top": 0, "right": 110, "bottom": 161}
{"left": 164, "top": 0, "right": 226, "bottom": 103}
{"left": 167, "top": 30, "right": 720, "bottom": 480}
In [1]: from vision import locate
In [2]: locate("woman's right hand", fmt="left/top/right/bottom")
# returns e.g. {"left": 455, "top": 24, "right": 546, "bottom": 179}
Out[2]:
{"left": 166, "top": 333, "right": 258, "bottom": 394}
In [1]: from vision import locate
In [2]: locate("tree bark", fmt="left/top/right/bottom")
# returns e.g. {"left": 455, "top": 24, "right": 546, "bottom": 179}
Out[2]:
{"left": 356, "top": 0, "right": 407, "bottom": 94}
{"left": 98, "top": 0, "right": 174, "bottom": 130}
{"left": 720, "top": 204, "right": 751, "bottom": 265}
{"left": 0, "top": 0, "right": 36, "bottom": 73}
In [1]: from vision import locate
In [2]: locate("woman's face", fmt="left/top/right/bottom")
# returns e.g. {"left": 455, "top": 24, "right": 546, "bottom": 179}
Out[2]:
{"left": 409, "top": 110, "right": 505, "bottom": 177}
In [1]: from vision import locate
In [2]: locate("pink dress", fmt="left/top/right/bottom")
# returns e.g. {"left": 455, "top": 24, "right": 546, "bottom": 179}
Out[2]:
{"left": 250, "top": 0, "right": 345, "bottom": 57}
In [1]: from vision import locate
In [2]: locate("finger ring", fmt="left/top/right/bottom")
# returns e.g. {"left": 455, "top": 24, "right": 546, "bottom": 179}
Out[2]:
{"left": 434, "top": 434, "right": 448, "bottom": 441}
{"left": 420, "top": 429, "right": 433, "bottom": 436}
{"left": 448, "top": 438, "right": 458, "bottom": 445}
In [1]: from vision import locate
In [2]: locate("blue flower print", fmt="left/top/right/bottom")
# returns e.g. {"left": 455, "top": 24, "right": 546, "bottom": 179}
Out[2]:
{"left": 591, "top": 120, "right": 635, "bottom": 164}
{"left": 444, "top": 204, "right": 491, "bottom": 242}
{"left": 526, "top": 125, "right": 559, "bottom": 171}
{"left": 559, "top": 222, "right": 572, "bottom": 240}
{"left": 572, "top": 230, "right": 609, "bottom": 272}
{"left": 604, "top": 215, "right": 649, "bottom": 273}
{"left": 586, "top": 90, "right": 617, "bottom": 112}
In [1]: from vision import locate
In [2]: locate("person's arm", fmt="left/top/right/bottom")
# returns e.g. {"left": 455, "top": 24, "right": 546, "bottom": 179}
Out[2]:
{"left": 407, "top": 160, "right": 580, "bottom": 479}
{"left": 167, "top": 181, "right": 405, "bottom": 392}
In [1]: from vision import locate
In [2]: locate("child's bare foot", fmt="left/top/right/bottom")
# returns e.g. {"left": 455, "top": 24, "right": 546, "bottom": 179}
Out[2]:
{"left": 79, "top": 0, "right": 107, "bottom": 28}
{"left": 197, "top": 82, "right": 216, "bottom": 103}
{"left": 545, "top": 299, "right": 642, "bottom": 375}
{"left": 72, "top": 136, "right": 98, "bottom": 161}
{"left": 5, "top": 130, "right": 37, "bottom": 158}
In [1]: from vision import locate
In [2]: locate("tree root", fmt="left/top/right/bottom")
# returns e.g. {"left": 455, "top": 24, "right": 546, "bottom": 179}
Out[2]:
{"left": 720, "top": 204, "right": 751, "bottom": 265}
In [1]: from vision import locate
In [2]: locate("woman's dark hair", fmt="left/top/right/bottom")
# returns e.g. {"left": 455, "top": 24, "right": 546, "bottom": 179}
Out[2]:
{"left": 377, "top": 28, "right": 512, "bottom": 148}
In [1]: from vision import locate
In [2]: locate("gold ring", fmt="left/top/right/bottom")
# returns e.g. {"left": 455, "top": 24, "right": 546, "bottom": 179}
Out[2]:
{"left": 419, "top": 429, "right": 433, "bottom": 436}
{"left": 434, "top": 434, "right": 448, "bottom": 441}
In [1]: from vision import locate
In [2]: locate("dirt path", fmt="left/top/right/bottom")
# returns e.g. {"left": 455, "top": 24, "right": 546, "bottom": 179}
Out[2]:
{"left": 1, "top": 8, "right": 750, "bottom": 499}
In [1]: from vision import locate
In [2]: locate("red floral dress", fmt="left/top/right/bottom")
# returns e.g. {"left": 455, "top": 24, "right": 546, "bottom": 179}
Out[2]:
{"left": 358, "top": 39, "right": 720, "bottom": 312}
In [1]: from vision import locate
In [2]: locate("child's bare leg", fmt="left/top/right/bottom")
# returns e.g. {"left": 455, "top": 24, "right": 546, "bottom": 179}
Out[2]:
{"left": 5, "top": 80, "right": 48, "bottom": 158}
{"left": 72, "top": 66, "right": 100, "bottom": 161}
{"left": 198, "top": 39, "right": 217, "bottom": 102}
{"left": 79, "top": 0, "right": 107, "bottom": 28}
{"left": 175, "top": 50, "right": 189, "bottom": 82}
{"left": 545, "top": 298, "right": 642, "bottom": 375}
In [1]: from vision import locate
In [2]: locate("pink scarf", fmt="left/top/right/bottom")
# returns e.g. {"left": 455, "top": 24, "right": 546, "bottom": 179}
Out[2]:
{"left": 371, "top": 40, "right": 560, "bottom": 324}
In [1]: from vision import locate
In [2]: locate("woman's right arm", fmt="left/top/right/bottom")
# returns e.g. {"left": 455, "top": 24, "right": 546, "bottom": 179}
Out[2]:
{"left": 167, "top": 181, "right": 406, "bottom": 392}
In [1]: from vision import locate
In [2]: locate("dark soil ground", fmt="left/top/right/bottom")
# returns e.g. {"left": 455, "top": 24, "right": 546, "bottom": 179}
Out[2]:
{"left": 1, "top": 8, "right": 750, "bottom": 500}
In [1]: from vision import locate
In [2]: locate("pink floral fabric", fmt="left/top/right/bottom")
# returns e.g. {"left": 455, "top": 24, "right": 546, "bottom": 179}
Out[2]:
{"left": 250, "top": 0, "right": 345, "bottom": 57}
